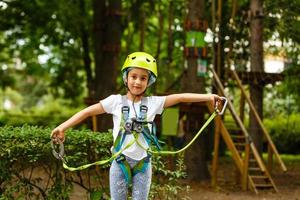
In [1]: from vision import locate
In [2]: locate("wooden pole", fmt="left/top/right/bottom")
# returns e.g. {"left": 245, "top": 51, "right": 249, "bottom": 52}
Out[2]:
{"left": 92, "top": 116, "right": 98, "bottom": 132}
{"left": 239, "top": 90, "right": 245, "bottom": 122}
{"left": 242, "top": 139, "right": 250, "bottom": 190}
{"left": 211, "top": 116, "right": 221, "bottom": 187}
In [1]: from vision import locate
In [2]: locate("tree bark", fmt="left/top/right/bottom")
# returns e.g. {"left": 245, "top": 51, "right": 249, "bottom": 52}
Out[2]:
{"left": 249, "top": 0, "right": 264, "bottom": 153}
{"left": 139, "top": 9, "right": 145, "bottom": 52}
{"left": 92, "top": 0, "right": 122, "bottom": 131}
{"left": 79, "top": 0, "right": 93, "bottom": 98}
{"left": 181, "top": 0, "right": 210, "bottom": 181}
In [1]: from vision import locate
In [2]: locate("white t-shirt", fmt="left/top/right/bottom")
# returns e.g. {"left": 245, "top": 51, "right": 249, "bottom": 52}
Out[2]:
{"left": 100, "top": 94, "right": 166, "bottom": 160}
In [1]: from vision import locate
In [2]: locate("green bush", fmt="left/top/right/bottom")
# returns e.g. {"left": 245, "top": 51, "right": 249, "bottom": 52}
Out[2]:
{"left": 264, "top": 113, "right": 300, "bottom": 154}
{"left": 0, "top": 125, "right": 189, "bottom": 199}
{"left": 0, "top": 125, "right": 112, "bottom": 199}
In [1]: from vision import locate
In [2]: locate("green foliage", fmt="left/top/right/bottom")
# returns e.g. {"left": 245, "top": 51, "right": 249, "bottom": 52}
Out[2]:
{"left": 280, "top": 64, "right": 300, "bottom": 111}
{"left": 0, "top": 125, "right": 112, "bottom": 199}
{"left": 0, "top": 125, "right": 190, "bottom": 199}
{"left": 265, "top": 0, "right": 300, "bottom": 44}
{"left": 0, "top": 68, "right": 15, "bottom": 91}
{"left": 150, "top": 154, "right": 190, "bottom": 200}
{"left": 0, "top": 96, "right": 85, "bottom": 127}
{"left": 264, "top": 0, "right": 300, "bottom": 108}
{"left": 264, "top": 113, "right": 300, "bottom": 154}
{"left": 264, "top": 84, "right": 299, "bottom": 118}
{"left": 0, "top": 0, "right": 87, "bottom": 101}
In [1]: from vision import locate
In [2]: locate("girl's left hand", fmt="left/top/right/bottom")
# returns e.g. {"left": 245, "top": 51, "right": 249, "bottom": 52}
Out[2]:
{"left": 211, "top": 94, "right": 222, "bottom": 109}
{"left": 51, "top": 127, "right": 65, "bottom": 144}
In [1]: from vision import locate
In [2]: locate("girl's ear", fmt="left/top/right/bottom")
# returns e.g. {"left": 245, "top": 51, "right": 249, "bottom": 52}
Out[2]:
{"left": 122, "top": 71, "right": 128, "bottom": 85}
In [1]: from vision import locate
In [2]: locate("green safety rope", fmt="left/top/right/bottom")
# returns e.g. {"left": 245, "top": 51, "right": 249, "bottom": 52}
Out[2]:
{"left": 60, "top": 136, "right": 136, "bottom": 171}
{"left": 138, "top": 111, "right": 217, "bottom": 155}
{"left": 52, "top": 110, "right": 221, "bottom": 171}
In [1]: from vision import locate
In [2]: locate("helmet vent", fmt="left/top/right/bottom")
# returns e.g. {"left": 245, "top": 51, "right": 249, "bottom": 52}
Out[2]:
{"left": 131, "top": 56, "right": 136, "bottom": 60}
{"left": 146, "top": 58, "right": 150, "bottom": 62}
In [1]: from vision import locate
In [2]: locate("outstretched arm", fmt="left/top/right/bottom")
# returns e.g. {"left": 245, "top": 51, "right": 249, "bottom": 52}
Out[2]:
{"left": 164, "top": 93, "right": 221, "bottom": 108}
{"left": 51, "top": 102, "right": 106, "bottom": 142}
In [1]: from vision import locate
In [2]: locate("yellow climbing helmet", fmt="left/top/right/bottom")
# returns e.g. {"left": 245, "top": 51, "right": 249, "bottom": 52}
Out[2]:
{"left": 121, "top": 52, "right": 157, "bottom": 86}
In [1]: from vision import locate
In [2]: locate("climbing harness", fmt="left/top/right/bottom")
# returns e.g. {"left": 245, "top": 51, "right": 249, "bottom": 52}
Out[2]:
{"left": 51, "top": 96, "right": 228, "bottom": 175}
{"left": 110, "top": 95, "right": 162, "bottom": 184}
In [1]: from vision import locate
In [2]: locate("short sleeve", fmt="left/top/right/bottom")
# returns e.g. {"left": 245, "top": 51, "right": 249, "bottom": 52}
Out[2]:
{"left": 149, "top": 96, "right": 166, "bottom": 115}
{"left": 100, "top": 94, "right": 120, "bottom": 114}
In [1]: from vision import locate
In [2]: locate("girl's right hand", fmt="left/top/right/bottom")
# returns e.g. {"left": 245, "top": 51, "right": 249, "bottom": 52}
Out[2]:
{"left": 51, "top": 127, "right": 65, "bottom": 143}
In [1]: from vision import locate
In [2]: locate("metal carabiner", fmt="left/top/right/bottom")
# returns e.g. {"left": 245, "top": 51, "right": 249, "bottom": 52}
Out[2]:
{"left": 215, "top": 97, "right": 228, "bottom": 115}
{"left": 51, "top": 138, "right": 66, "bottom": 163}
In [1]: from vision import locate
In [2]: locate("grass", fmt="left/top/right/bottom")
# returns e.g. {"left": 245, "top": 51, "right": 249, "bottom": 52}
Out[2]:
{"left": 221, "top": 151, "right": 300, "bottom": 165}
{"left": 276, "top": 154, "right": 300, "bottom": 164}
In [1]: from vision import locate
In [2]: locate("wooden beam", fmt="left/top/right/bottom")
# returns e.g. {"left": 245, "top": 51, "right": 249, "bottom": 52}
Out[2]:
{"left": 242, "top": 143, "right": 250, "bottom": 190}
{"left": 231, "top": 70, "right": 287, "bottom": 172}
{"left": 92, "top": 116, "right": 98, "bottom": 132}
{"left": 228, "top": 70, "right": 284, "bottom": 85}
{"left": 211, "top": 116, "right": 221, "bottom": 187}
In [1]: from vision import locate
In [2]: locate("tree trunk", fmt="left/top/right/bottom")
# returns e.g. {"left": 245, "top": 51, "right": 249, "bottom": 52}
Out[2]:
{"left": 167, "top": 1, "right": 174, "bottom": 65}
{"left": 155, "top": 5, "right": 163, "bottom": 60}
{"left": 249, "top": 0, "right": 264, "bottom": 153}
{"left": 79, "top": 0, "right": 93, "bottom": 98}
{"left": 92, "top": 0, "right": 122, "bottom": 131}
{"left": 139, "top": 7, "right": 145, "bottom": 51}
{"left": 181, "top": 0, "right": 210, "bottom": 181}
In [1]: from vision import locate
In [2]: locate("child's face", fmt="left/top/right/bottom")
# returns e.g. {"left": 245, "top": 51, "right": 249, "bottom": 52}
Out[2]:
{"left": 127, "top": 68, "right": 149, "bottom": 95}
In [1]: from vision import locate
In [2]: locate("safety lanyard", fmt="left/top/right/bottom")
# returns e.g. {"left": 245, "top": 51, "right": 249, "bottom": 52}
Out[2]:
{"left": 51, "top": 132, "right": 138, "bottom": 171}
{"left": 51, "top": 97, "right": 227, "bottom": 171}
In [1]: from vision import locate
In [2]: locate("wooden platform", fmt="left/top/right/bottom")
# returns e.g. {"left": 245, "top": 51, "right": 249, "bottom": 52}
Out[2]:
{"left": 227, "top": 70, "right": 284, "bottom": 85}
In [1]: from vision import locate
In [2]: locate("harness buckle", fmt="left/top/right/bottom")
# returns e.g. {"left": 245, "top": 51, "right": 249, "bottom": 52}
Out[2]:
{"left": 124, "top": 118, "right": 145, "bottom": 133}
{"left": 116, "top": 154, "right": 126, "bottom": 163}
{"left": 124, "top": 121, "right": 133, "bottom": 133}
{"left": 139, "top": 105, "right": 148, "bottom": 120}
{"left": 122, "top": 106, "right": 130, "bottom": 119}
{"left": 140, "top": 105, "right": 148, "bottom": 113}
{"left": 144, "top": 154, "right": 151, "bottom": 162}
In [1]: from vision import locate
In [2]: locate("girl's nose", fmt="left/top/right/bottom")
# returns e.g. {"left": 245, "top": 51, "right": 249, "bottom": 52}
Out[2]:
{"left": 135, "top": 78, "right": 142, "bottom": 84}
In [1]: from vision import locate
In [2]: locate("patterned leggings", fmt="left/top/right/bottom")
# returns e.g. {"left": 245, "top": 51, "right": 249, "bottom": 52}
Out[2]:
{"left": 109, "top": 156, "right": 152, "bottom": 200}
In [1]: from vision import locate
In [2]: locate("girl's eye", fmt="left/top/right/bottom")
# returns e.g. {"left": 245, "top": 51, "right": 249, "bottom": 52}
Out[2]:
{"left": 131, "top": 75, "right": 137, "bottom": 79}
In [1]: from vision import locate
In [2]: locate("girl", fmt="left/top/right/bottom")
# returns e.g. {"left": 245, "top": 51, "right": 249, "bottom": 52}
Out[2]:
{"left": 51, "top": 52, "right": 221, "bottom": 200}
